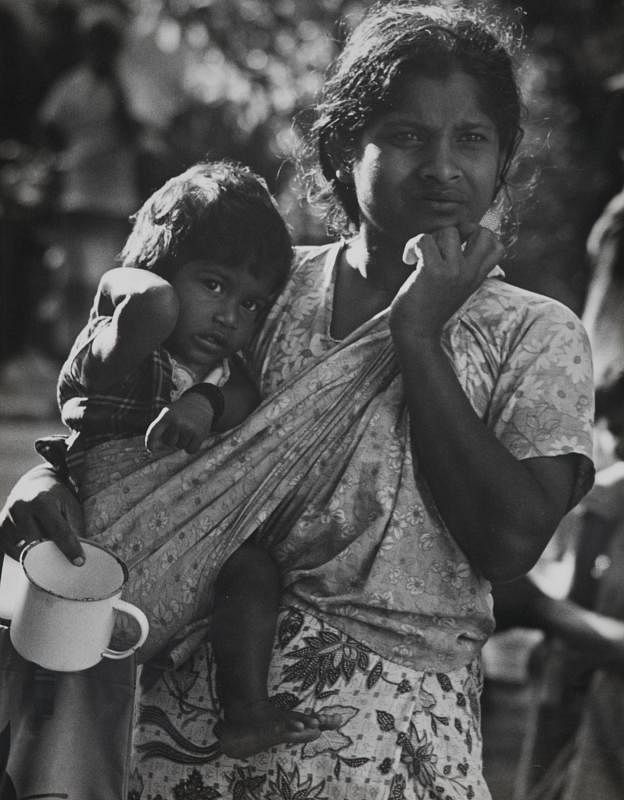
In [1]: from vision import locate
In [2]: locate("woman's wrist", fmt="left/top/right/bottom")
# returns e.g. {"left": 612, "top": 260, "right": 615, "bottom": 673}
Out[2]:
{"left": 391, "top": 326, "right": 444, "bottom": 361}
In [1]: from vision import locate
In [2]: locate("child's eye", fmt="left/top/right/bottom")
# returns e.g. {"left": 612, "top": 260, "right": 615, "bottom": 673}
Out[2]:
{"left": 241, "top": 298, "right": 261, "bottom": 313}
{"left": 204, "top": 278, "right": 223, "bottom": 293}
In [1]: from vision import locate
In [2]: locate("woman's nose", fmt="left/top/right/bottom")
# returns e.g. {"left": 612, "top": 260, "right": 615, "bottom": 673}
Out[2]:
{"left": 419, "top": 138, "right": 461, "bottom": 182}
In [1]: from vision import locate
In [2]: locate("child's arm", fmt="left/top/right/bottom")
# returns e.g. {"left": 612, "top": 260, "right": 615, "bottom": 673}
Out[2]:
{"left": 145, "top": 391, "right": 218, "bottom": 454}
{"left": 81, "top": 268, "right": 180, "bottom": 392}
{"left": 145, "top": 359, "right": 262, "bottom": 454}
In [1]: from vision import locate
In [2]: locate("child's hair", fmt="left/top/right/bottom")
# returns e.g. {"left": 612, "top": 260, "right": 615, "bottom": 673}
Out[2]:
{"left": 304, "top": 1, "right": 524, "bottom": 234}
{"left": 120, "top": 160, "right": 293, "bottom": 293}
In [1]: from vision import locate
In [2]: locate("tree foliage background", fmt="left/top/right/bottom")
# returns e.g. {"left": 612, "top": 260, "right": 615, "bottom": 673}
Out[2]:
{"left": 131, "top": 0, "right": 624, "bottom": 312}
{"left": 6, "top": 0, "right": 624, "bottom": 312}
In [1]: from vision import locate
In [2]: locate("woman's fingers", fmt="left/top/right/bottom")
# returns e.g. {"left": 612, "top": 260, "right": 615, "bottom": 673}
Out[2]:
{"left": 56, "top": 494, "right": 86, "bottom": 566}
{"left": 430, "top": 225, "right": 463, "bottom": 260}
{"left": 0, "top": 500, "right": 41, "bottom": 559}
{"left": 0, "top": 491, "right": 85, "bottom": 565}
{"left": 34, "top": 510, "right": 85, "bottom": 566}
{"left": 0, "top": 465, "right": 86, "bottom": 565}
{"left": 463, "top": 226, "right": 505, "bottom": 278}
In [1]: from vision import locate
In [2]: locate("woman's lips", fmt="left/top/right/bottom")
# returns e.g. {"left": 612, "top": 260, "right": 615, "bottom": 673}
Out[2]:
{"left": 421, "top": 193, "right": 463, "bottom": 208}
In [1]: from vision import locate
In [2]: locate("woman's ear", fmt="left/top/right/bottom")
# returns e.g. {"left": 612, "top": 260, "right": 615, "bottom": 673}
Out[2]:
{"left": 324, "top": 137, "right": 354, "bottom": 185}
{"left": 335, "top": 164, "right": 353, "bottom": 184}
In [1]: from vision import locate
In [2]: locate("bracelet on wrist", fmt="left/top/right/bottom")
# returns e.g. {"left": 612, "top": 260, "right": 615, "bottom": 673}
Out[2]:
{"left": 182, "top": 382, "right": 225, "bottom": 423}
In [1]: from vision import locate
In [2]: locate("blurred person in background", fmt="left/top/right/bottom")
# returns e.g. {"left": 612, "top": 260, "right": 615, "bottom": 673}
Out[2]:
{"left": 0, "top": 1, "right": 77, "bottom": 415}
{"left": 491, "top": 136, "right": 624, "bottom": 799}
{"left": 0, "top": 2, "right": 40, "bottom": 366}
{"left": 37, "top": 0, "right": 141, "bottom": 359}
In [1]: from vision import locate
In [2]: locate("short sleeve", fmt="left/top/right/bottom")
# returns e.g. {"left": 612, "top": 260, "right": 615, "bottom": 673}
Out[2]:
{"left": 487, "top": 301, "right": 595, "bottom": 505}
{"left": 58, "top": 315, "right": 114, "bottom": 403}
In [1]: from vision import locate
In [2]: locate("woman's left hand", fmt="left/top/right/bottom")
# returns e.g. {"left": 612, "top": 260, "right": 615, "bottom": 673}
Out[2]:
{"left": 0, "top": 464, "right": 85, "bottom": 564}
{"left": 389, "top": 224, "right": 504, "bottom": 338}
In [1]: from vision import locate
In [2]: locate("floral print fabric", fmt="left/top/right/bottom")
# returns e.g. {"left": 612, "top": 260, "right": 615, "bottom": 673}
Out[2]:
{"left": 131, "top": 606, "right": 491, "bottom": 800}
{"left": 78, "top": 241, "right": 594, "bottom": 673}
{"left": 250, "top": 242, "right": 594, "bottom": 671}
{"left": 70, "top": 240, "right": 594, "bottom": 798}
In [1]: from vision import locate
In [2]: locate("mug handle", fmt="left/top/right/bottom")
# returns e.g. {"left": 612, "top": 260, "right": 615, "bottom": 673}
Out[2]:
{"left": 101, "top": 599, "right": 150, "bottom": 660}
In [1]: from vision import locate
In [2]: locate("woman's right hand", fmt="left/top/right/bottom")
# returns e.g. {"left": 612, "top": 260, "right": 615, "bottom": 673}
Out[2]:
{"left": 390, "top": 224, "right": 504, "bottom": 339}
{"left": 0, "top": 464, "right": 85, "bottom": 564}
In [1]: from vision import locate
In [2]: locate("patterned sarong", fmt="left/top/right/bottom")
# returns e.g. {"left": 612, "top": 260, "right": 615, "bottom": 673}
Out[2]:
{"left": 132, "top": 606, "right": 490, "bottom": 800}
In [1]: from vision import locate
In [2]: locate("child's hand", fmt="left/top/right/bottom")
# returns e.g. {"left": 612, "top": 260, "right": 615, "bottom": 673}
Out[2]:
{"left": 145, "top": 393, "right": 215, "bottom": 455}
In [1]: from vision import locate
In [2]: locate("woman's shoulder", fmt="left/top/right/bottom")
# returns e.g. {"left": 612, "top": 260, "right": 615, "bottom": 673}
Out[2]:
{"left": 275, "top": 241, "right": 342, "bottom": 298}
{"left": 292, "top": 242, "right": 341, "bottom": 270}
{"left": 467, "top": 277, "right": 586, "bottom": 337}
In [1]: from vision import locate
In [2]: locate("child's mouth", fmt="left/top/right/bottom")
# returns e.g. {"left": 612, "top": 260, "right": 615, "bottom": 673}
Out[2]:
{"left": 195, "top": 332, "right": 228, "bottom": 352}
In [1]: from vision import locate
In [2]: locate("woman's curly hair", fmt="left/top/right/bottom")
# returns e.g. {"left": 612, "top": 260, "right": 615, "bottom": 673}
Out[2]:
{"left": 300, "top": 1, "right": 525, "bottom": 236}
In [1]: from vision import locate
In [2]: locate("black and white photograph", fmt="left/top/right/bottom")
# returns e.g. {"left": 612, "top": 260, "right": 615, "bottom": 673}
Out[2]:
{"left": 0, "top": 1, "right": 623, "bottom": 797}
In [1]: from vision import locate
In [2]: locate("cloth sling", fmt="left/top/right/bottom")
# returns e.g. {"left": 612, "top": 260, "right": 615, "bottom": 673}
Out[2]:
{"left": 77, "top": 310, "right": 398, "bottom": 663}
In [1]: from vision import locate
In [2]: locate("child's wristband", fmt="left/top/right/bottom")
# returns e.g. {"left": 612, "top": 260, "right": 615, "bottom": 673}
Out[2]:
{"left": 182, "top": 383, "right": 225, "bottom": 423}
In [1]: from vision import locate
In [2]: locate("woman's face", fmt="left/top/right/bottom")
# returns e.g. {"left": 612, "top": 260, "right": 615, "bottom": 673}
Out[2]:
{"left": 349, "top": 70, "right": 503, "bottom": 247}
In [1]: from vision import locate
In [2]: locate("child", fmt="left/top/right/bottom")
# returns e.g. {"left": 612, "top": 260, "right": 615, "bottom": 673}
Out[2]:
{"left": 51, "top": 160, "right": 334, "bottom": 757}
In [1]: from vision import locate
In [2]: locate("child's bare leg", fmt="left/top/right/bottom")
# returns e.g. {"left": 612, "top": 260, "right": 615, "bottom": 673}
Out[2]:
{"left": 212, "top": 542, "right": 336, "bottom": 758}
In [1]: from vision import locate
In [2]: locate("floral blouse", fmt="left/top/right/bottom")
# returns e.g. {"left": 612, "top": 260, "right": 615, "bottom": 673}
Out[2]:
{"left": 251, "top": 241, "right": 595, "bottom": 672}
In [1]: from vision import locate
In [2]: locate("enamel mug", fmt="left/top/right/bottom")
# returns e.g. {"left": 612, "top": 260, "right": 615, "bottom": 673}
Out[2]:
{"left": 9, "top": 540, "right": 149, "bottom": 672}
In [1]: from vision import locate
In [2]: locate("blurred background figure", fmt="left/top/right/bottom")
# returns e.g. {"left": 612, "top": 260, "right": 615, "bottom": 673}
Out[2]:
{"left": 37, "top": 0, "right": 141, "bottom": 359}
{"left": 582, "top": 106, "right": 624, "bottom": 467}
{"left": 0, "top": 0, "right": 81, "bottom": 416}
{"left": 486, "top": 73, "right": 624, "bottom": 800}
{"left": 496, "top": 399, "right": 624, "bottom": 799}
{"left": 0, "top": 2, "right": 41, "bottom": 368}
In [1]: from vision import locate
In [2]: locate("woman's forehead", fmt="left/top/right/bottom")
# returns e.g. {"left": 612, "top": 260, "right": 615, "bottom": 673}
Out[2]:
{"left": 382, "top": 70, "right": 497, "bottom": 126}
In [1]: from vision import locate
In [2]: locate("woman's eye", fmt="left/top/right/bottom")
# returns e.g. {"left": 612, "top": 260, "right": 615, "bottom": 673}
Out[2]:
{"left": 204, "top": 278, "right": 223, "bottom": 293}
{"left": 390, "top": 130, "right": 422, "bottom": 144}
{"left": 460, "top": 132, "right": 487, "bottom": 144}
{"left": 242, "top": 299, "right": 260, "bottom": 313}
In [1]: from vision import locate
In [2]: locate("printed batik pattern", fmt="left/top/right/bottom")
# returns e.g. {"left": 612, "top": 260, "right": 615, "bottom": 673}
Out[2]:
{"left": 131, "top": 607, "right": 490, "bottom": 800}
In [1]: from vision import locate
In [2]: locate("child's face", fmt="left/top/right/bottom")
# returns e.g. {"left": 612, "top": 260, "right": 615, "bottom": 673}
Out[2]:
{"left": 166, "top": 259, "right": 275, "bottom": 375}
{"left": 350, "top": 70, "right": 502, "bottom": 247}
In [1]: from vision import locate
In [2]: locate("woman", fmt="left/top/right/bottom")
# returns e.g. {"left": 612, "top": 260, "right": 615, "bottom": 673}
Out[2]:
{"left": 0, "top": 3, "right": 594, "bottom": 798}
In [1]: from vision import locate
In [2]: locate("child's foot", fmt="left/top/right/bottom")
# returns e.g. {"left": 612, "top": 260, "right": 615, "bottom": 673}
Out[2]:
{"left": 215, "top": 700, "right": 341, "bottom": 759}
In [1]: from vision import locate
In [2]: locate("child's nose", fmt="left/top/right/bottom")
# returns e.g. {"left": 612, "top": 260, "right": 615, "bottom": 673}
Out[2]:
{"left": 215, "top": 300, "right": 238, "bottom": 329}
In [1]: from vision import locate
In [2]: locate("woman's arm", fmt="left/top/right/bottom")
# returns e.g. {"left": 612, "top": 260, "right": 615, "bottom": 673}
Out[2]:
{"left": 80, "top": 267, "right": 180, "bottom": 391}
{"left": 390, "top": 226, "right": 580, "bottom": 582}
{"left": 0, "top": 464, "right": 85, "bottom": 564}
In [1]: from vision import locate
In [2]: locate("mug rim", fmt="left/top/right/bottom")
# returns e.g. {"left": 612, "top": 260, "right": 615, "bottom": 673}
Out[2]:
{"left": 20, "top": 539, "right": 129, "bottom": 602}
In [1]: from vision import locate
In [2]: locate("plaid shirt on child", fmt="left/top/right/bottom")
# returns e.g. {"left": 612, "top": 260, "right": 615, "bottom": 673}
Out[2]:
{"left": 40, "top": 314, "right": 228, "bottom": 484}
